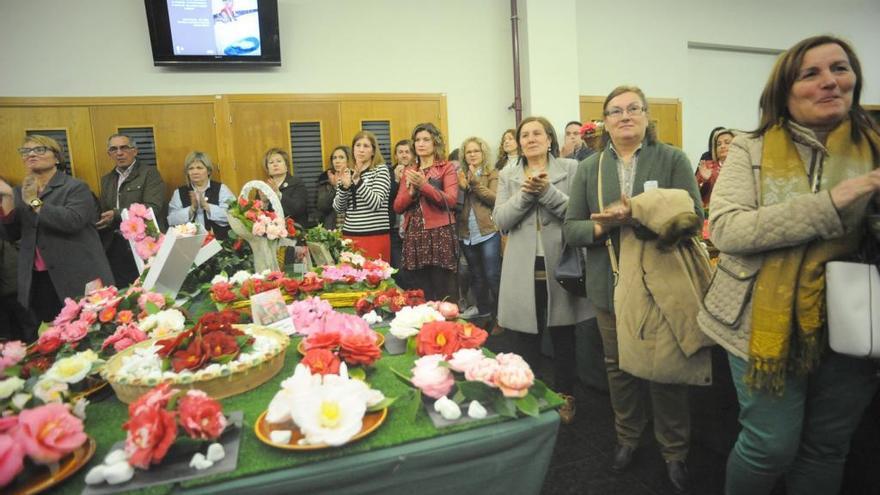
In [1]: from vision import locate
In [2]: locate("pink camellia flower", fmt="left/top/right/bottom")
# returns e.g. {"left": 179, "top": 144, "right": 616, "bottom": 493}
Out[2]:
{"left": 464, "top": 357, "right": 500, "bottom": 387}
{"left": 177, "top": 390, "right": 227, "bottom": 440}
{"left": 53, "top": 298, "right": 83, "bottom": 327}
{"left": 127, "top": 203, "right": 150, "bottom": 219}
{"left": 493, "top": 359, "right": 535, "bottom": 398}
{"left": 252, "top": 219, "right": 267, "bottom": 237}
{"left": 101, "top": 323, "right": 148, "bottom": 353}
{"left": 447, "top": 348, "right": 486, "bottom": 374}
{"left": 0, "top": 416, "right": 18, "bottom": 434}
{"left": 135, "top": 237, "right": 160, "bottom": 260}
{"left": 129, "top": 383, "right": 176, "bottom": 417}
{"left": 0, "top": 433, "right": 25, "bottom": 488}
{"left": 138, "top": 292, "right": 166, "bottom": 312}
{"left": 16, "top": 403, "right": 87, "bottom": 464}
{"left": 427, "top": 301, "right": 460, "bottom": 320}
{"left": 287, "top": 297, "right": 333, "bottom": 336}
{"left": 120, "top": 216, "right": 147, "bottom": 242}
{"left": 0, "top": 342, "right": 27, "bottom": 372}
{"left": 59, "top": 320, "right": 89, "bottom": 344}
{"left": 79, "top": 310, "right": 98, "bottom": 326}
{"left": 322, "top": 311, "right": 375, "bottom": 341}
{"left": 410, "top": 354, "right": 454, "bottom": 399}
{"left": 494, "top": 353, "right": 528, "bottom": 367}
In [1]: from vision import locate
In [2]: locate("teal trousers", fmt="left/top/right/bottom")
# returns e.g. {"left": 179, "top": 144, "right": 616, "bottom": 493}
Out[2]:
{"left": 725, "top": 351, "right": 878, "bottom": 495}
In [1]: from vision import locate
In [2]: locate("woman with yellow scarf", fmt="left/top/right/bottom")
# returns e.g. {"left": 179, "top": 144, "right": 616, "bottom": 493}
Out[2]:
{"left": 699, "top": 35, "right": 880, "bottom": 495}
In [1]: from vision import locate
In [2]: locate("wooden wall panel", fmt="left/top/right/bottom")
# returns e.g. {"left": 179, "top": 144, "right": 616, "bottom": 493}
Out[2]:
{"left": 89, "top": 103, "right": 218, "bottom": 200}
{"left": 339, "top": 99, "right": 446, "bottom": 155}
{"left": 0, "top": 106, "right": 98, "bottom": 190}
{"left": 580, "top": 96, "right": 682, "bottom": 148}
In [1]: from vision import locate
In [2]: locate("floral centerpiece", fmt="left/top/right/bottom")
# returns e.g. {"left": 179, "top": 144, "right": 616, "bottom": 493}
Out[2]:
{"left": 0, "top": 402, "right": 89, "bottom": 489}
{"left": 354, "top": 288, "right": 426, "bottom": 318}
{"left": 102, "top": 310, "right": 289, "bottom": 403}
{"left": 209, "top": 269, "right": 301, "bottom": 310}
{"left": 302, "top": 224, "right": 350, "bottom": 263}
{"left": 264, "top": 363, "right": 387, "bottom": 446}
{"left": 226, "top": 181, "right": 297, "bottom": 273}
{"left": 300, "top": 310, "right": 383, "bottom": 368}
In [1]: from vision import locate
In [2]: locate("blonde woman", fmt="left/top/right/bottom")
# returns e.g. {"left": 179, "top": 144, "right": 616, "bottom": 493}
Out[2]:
{"left": 457, "top": 136, "right": 500, "bottom": 320}
{"left": 333, "top": 131, "right": 391, "bottom": 260}
{"left": 167, "top": 151, "right": 235, "bottom": 239}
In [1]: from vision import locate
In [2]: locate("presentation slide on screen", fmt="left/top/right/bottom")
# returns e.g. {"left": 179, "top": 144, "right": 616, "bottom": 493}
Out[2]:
{"left": 167, "top": 0, "right": 262, "bottom": 56}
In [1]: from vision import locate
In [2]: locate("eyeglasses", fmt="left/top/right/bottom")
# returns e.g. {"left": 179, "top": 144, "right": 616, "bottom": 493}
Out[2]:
{"left": 18, "top": 146, "right": 52, "bottom": 157}
{"left": 604, "top": 105, "right": 646, "bottom": 119}
{"left": 107, "top": 145, "right": 135, "bottom": 153}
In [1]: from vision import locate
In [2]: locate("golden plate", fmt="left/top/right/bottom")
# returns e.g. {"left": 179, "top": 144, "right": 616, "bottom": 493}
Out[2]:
{"left": 296, "top": 332, "right": 385, "bottom": 355}
{"left": 254, "top": 408, "right": 387, "bottom": 450}
{"left": 9, "top": 437, "right": 96, "bottom": 495}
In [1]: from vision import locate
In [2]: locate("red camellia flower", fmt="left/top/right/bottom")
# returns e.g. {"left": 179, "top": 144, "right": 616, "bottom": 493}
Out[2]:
{"left": 98, "top": 306, "right": 117, "bottom": 323}
{"left": 286, "top": 217, "right": 297, "bottom": 237}
{"left": 177, "top": 390, "right": 227, "bottom": 440}
{"left": 156, "top": 330, "right": 192, "bottom": 358}
{"left": 35, "top": 331, "right": 63, "bottom": 355}
{"left": 300, "top": 348, "right": 342, "bottom": 375}
{"left": 237, "top": 197, "right": 248, "bottom": 208}
{"left": 338, "top": 334, "right": 382, "bottom": 367}
{"left": 202, "top": 231, "right": 215, "bottom": 246}
{"left": 365, "top": 273, "right": 383, "bottom": 287}
{"left": 123, "top": 406, "right": 178, "bottom": 469}
{"left": 304, "top": 330, "right": 341, "bottom": 351}
{"left": 128, "top": 383, "right": 177, "bottom": 416}
{"left": 458, "top": 323, "right": 488, "bottom": 349}
{"left": 171, "top": 337, "right": 209, "bottom": 372}
{"left": 210, "top": 282, "right": 237, "bottom": 304}
{"left": 354, "top": 298, "right": 373, "bottom": 316}
{"left": 233, "top": 238, "right": 244, "bottom": 251}
{"left": 417, "top": 321, "right": 462, "bottom": 358}
{"left": 279, "top": 278, "right": 300, "bottom": 296}
{"left": 202, "top": 331, "right": 240, "bottom": 362}
{"left": 20, "top": 356, "right": 52, "bottom": 379}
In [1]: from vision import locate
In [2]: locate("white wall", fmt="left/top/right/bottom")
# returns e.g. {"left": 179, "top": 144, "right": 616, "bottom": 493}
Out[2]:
{"left": 0, "top": 0, "right": 517, "bottom": 153}
{"left": 576, "top": 0, "right": 880, "bottom": 165}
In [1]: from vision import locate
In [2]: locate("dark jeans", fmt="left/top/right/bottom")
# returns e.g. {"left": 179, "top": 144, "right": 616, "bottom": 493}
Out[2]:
{"left": 460, "top": 233, "right": 501, "bottom": 317}
{"left": 410, "top": 265, "right": 457, "bottom": 303}
{"left": 516, "top": 279, "right": 577, "bottom": 395}
{"left": 30, "top": 270, "right": 62, "bottom": 325}
{"left": 107, "top": 233, "right": 140, "bottom": 288}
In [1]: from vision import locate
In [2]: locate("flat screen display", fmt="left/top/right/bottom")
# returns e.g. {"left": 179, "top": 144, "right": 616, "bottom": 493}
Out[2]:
{"left": 145, "top": 0, "right": 280, "bottom": 66}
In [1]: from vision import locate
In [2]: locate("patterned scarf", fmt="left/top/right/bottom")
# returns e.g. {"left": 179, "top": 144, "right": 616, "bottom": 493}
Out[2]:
{"left": 747, "top": 120, "right": 879, "bottom": 394}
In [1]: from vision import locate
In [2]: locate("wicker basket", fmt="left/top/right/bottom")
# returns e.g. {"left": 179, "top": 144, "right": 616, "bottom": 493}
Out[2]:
{"left": 319, "top": 291, "right": 367, "bottom": 308}
{"left": 102, "top": 325, "right": 289, "bottom": 403}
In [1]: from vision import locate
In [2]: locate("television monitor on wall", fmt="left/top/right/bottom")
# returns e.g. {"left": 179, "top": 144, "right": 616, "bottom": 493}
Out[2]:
{"left": 145, "top": 0, "right": 281, "bottom": 66}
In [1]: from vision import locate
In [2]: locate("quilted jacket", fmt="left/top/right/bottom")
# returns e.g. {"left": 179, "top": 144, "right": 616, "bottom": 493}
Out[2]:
{"left": 697, "top": 122, "right": 855, "bottom": 359}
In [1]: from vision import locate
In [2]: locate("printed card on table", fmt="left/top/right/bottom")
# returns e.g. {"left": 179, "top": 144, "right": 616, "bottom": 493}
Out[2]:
{"left": 250, "top": 288, "right": 295, "bottom": 335}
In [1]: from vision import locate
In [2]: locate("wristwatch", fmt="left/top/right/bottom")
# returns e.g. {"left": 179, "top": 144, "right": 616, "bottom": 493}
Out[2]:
{"left": 29, "top": 198, "right": 43, "bottom": 209}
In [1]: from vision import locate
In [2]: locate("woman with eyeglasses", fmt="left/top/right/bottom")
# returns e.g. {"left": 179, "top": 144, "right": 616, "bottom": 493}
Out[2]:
{"left": 0, "top": 135, "right": 113, "bottom": 324}
{"left": 564, "top": 86, "right": 705, "bottom": 494}
{"left": 167, "top": 151, "right": 234, "bottom": 239}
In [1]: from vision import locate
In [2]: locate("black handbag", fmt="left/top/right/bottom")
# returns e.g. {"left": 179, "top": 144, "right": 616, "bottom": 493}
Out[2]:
{"left": 556, "top": 241, "right": 586, "bottom": 296}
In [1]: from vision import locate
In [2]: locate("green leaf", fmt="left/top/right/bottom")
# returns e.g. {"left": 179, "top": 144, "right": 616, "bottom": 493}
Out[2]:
{"left": 366, "top": 395, "right": 397, "bottom": 412}
{"left": 145, "top": 301, "right": 161, "bottom": 315}
{"left": 529, "top": 380, "right": 550, "bottom": 401}
{"left": 389, "top": 367, "right": 413, "bottom": 386}
{"left": 405, "top": 337, "right": 417, "bottom": 356}
{"left": 492, "top": 395, "right": 517, "bottom": 418}
{"left": 37, "top": 321, "right": 50, "bottom": 336}
{"left": 3, "top": 365, "right": 22, "bottom": 378}
{"left": 452, "top": 389, "right": 466, "bottom": 404}
{"left": 515, "top": 394, "right": 540, "bottom": 418}
{"left": 457, "top": 381, "right": 495, "bottom": 403}
{"left": 349, "top": 367, "right": 366, "bottom": 381}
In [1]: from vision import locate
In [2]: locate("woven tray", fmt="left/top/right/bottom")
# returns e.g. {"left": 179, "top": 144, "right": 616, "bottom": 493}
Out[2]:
{"left": 102, "top": 325, "right": 289, "bottom": 403}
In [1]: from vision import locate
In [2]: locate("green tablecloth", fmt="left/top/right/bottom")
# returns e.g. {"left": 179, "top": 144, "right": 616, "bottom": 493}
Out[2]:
{"left": 57, "top": 334, "right": 561, "bottom": 495}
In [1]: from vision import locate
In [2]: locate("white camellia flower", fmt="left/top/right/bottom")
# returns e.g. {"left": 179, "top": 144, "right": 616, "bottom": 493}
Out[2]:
{"left": 118, "top": 345, "right": 163, "bottom": 377}
{"left": 139, "top": 309, "right": 186, "bottom": 338}
{"left": 230, "top": 270, "right": 253, "bottom": 285}
{"left": 44, "top": 350, "right": 100, "bottom": 384}
{"left": 72, "top": 397, "right": 90, "bottom": 419}
{"left": 0, "top": 377, "right": 25, "bottom": 400}
{"left": 11, "top": 393, "right": 31, "bottom": 410}
{"left": 389, "top": 305, "right": 444, "bottom": 339}
{"left": 33, "top": 378, "right": 69, "bottom": 403}
{"left": 290, "top": 383, "right": 366, "bottom": 446}
{"left": 211, "top": 273, "right": 229, "bottom": 284}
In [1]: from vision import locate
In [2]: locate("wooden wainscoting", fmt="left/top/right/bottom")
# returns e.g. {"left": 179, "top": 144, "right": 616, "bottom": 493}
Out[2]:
{"left": 580, "top": 95, "right": 682, "bottom": 148}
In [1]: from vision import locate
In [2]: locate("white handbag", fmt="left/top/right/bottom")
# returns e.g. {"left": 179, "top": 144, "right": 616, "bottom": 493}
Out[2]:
{"left": 826, "top": 260, "right": 880, "bottom": 358}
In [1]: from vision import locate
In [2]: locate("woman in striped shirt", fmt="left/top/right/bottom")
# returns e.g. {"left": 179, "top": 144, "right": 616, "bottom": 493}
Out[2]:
{"left": 333, "top": 131, "right": 392, "bottom": 261}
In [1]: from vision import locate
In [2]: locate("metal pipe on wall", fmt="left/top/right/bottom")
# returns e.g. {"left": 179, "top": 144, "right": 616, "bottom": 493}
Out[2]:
{"left": 509, "top": 0, "right": 522, "bottom": 125}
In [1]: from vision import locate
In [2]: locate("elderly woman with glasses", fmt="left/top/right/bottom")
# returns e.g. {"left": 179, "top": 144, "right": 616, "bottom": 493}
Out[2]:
{"left": 564, "top": 86, "right": 705, "bottom": 494}
{"left": 167, "top": 151, "right": 235, "bottom": 239}
{"left": 0, "top": 135, "right": 113, "bottom": 324}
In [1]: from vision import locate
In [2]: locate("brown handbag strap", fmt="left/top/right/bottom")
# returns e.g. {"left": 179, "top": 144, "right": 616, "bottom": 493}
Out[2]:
{"left": 597, "top": 151, "right": 619, "bottom": 285}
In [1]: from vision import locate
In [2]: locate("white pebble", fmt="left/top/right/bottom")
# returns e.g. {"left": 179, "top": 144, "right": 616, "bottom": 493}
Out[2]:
{"left": 206, "top": 443, "right": 225, "bottom": 462}
{"left": 434, "top": 397, "right": 461, "bottom": 420}
{"left": 103, "top": 449, "right": 127, "bottom": 465}
{"left": 84, "top": 465, "right": 106, "bottom": 485}
{"left": 468, "top": 400, "right": 488, "bottom": 419}
{"left": 270, "top": 430, "right": 292, "bottom": 444}
{"left": 104, "top": 461, "right": 134, "bottom": 485}
{"left": 189, "top": 452, "right": 214, "bottom": 470}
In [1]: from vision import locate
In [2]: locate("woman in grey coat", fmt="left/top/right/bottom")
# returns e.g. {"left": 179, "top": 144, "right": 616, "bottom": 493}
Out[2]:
{"left": 0, "top": 135, "right": 113, "bottom": 323}
{"left": 494, "top": 116, "right": 594, "bottom": 423}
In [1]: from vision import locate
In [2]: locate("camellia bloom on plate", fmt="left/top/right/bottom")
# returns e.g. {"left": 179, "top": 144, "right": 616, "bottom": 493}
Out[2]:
{"left": 354, "top": 288, "right": 426, "bottom": 317}
{"left": 301, "top": 310, "right": 383, "bottom": 367}
{"left": 415, "top": 321, "right": 488, "bottom": 358}
{"left": 208, "top": 269, "right": 301, "bottom": 309}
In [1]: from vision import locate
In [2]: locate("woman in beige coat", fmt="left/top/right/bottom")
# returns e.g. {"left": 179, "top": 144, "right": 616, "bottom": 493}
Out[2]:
{"left": 494, "top": 116, "right": 594, "bottom": 423}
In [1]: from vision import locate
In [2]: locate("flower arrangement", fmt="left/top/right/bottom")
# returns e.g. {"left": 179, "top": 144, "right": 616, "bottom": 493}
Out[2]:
{"left": 120, "top": 203, "right": 165, "bottom": 261}
{"left": 303, "top": 224, "right": 350, "bottom": 263}
{"left": 227, "top": 196, "right": 295, "bottom": 241}
{"left": 154, "top": 311, "right": 251, "bottom": 373}
{"left": 0, "top": 403, "right": 88, "bottom": 488}
{"left": 286, "top": 297, "right": 334, "bottom": 336}
{"left": 401, "top": 349, "right": 549, "bottom": 420}
{"left": 314, "top": 257, "right": 396, "bottom": 291}
{"left": 415, "top": 320, "right": 488, "bottom": 358}
{"left": 301, "top": 310, "right": 383, "bottom": 368}
{"left": 208, "top": 270, "right": 300, "bottom": 308}
{"left": 579, "top": 120, "right": 604, "bottom": 138}
{"left": 265, "top": 363, "right": 386, "bottom": 446}
{"left": 354, "top": 288, "right": 426, "bottom": 317}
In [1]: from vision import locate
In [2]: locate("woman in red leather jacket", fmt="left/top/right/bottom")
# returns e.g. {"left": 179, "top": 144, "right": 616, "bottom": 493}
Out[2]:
{"left": 393, "top": 123, "right": 459, "bottom": 302}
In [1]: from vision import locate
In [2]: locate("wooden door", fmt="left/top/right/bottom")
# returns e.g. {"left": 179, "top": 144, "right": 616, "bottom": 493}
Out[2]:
{"left": 580, "top": 96, "right": 682, "bottom": 148}
{"left": 89, "top": 102, "right": 218, "bottom": 200}
{"left": 0, "top": 106, "right": 99, "bottom": 191}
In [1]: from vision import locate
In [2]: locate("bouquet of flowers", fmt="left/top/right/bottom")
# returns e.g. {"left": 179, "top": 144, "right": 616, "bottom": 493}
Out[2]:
{"left": 0, "top": 402, "right": 88, "bottom": 489}
{"left": 402, "top": 349, "right": 550, "bottom": 420}
{"left": 120, "top": 203, "right": 164, "bottom": 262}
{"left": 227, "top": 196, "right": 295, "bottom": 241}
{"left": 354, "top": 288, "right": 426, "bottom": 317}
{"left": 316, "top": 257, "right": 396, "bottom": 292}
{"left": 265, "top": 363, "right": 386, "bottom": 446}
{"left": 303, "top": 224, "right": 350, "bottom": 263}
{"left": 155, "top": 311, "right": 252, "bottom": 373}
{"left": 301, "top": 311, "right": 383, "bottom": 368}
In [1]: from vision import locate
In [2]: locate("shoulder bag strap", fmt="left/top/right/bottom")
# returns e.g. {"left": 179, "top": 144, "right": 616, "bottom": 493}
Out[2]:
{"left": 597, "top": 151, "right": 619, "bottom": 286}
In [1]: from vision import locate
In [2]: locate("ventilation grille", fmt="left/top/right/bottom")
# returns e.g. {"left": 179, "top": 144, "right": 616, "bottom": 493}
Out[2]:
{"left": 25, "top": 129, "right": 72, "bottom": 175}
{"left": 118, "top": 127, "right": 157, "bottom": 167}
{"left": 362, "top": 120, "right": 391, "bottom": 164}
{"left": 289, "top": 121, "right": 323, "bottom": 225}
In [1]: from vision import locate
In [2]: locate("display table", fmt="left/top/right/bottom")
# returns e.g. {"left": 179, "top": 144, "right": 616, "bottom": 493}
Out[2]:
{"left": 57, "top": 332, "right": 561, "bottom": 495}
